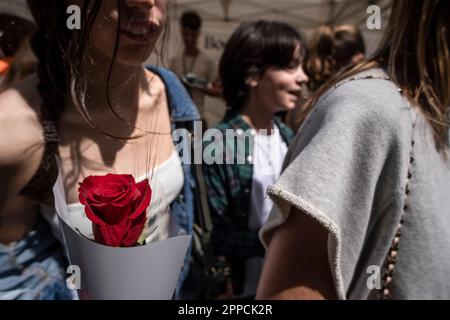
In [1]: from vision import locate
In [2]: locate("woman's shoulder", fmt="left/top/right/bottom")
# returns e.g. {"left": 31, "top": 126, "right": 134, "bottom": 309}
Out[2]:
{"left": 0, "top": 75, "right": 44, "bottom": 166}
{"left": 146, "top": 65, "right": 184, "bottom": 92}
{"left": 310, "top": 68, "right": 412, "bottom": 135}
{"left": 146, "top": 65, "right": 200, "bottom": 121}
{"left": 290, "top": 68, "right": 414, "bottom": 167}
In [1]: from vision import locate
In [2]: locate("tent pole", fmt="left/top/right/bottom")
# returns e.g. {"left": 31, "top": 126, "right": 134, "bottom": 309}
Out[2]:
{"left": 220, "top": 0, "right": 232, "bottom": 22}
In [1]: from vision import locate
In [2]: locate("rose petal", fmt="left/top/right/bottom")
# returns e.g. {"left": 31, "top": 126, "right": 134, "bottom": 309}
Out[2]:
{"left": 78, "top": 176, "right": 96, "bottom": 190}
{"left": 82, "top": 175, "right": 107, "bottom": 189}
{"left": 93, "top": 223, "right": 123, "bottom": 247}
{"left": 91, "top": 202, "right": 132, "bottom": 224}
{"left": 79, "top": 174, "right": 151, "bottom": 247}
{"left": 92, "top": 184, "right": 127, "bottom": 203}
{"left": 103, "top": 174, "right": 135, "bottom": 186}
{"left": 129, "top": 179, "right": 152, "bottom": 220}
{"left": 84, "top": 203, "right": 106, "bottom": 226}
{"left": 110, "top": 184, "right": 135, "bottom": 207}
{"left": 130, "top": 184, "right": 142, "bottom": 203}
{"left": 121, "top": 212, "right": 147, "bottom": 246}
{"left": 79, "top": 180, "right": 104, "bottom": 206}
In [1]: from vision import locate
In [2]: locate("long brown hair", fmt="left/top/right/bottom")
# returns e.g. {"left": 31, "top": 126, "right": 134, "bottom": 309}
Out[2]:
{"left": 305, "top": 24, "right": 365, "bottom": 92}
{"left": 299, "top": 0, "right": 450, "bottom": 154}
{"left": 26, "top": 0, "right": 171, "bottom": 140}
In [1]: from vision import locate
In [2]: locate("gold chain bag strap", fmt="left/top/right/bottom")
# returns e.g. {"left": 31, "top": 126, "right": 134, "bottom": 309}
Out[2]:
{"left": 378, "top": 92, "right": 417, "bottom": 300}
{"left": 333, "top": 74, "right": 417, "bottom": 300}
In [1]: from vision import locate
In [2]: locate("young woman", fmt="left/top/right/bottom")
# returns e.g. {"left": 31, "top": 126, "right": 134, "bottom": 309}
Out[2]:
{"left": 257, "top": 0, "right": 450, "bottom": 300}
{"left": 0, "top": 0, "right": 200, "bottom": 299}
{"left": 203, "top": 20, "right": 309, "bottom": 298}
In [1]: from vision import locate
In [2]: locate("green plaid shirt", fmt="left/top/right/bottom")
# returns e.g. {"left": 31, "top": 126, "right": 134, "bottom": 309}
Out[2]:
{"left": 202, "top": 112, "right": 294, "bottom": 261}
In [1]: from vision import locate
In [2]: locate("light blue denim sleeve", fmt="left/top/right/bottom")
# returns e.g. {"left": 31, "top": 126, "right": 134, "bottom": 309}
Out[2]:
{"left": 0, "top": 219, "right": 75, "bottom": 300}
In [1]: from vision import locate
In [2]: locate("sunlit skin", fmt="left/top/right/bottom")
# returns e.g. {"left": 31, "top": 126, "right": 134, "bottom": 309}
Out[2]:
{"left": 0, "top": 0, "right": 174, "bottom": 243}
{"left": 55, "top": 0, "right": 177, "bottom": 205}
{"left": 256, "top": 207, "right": 337, "bottom": 300}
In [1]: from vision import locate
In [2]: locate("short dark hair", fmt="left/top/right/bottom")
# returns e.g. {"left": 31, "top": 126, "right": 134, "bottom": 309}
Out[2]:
{"left": 219, "top": 20, "right": 306, "bottom": 110}
{"left": 180, "top": 11, "right": 202, "bottom": 31}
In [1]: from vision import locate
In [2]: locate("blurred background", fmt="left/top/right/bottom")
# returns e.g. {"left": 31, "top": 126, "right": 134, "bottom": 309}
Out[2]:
{"left": 0, "top": 0, "right": 391, "bottom": 127}
{"left": 160, "top": 0, "right": 391, "bottom": 127}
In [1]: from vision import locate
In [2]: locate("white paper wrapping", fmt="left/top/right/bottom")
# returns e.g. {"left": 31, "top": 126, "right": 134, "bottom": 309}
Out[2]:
{"left": 52, "top": 167, "right": 191, "bottom": 300}
{"left": 59, "top": 217, "right": 190, "bottom": 300}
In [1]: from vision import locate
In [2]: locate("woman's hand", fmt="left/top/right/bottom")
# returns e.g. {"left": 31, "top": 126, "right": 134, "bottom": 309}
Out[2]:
{"left": 256, "top": 206, "right": 337, "bottom": 300}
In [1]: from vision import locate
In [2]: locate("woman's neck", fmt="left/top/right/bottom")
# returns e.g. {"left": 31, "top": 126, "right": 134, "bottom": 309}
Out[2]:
{"left": 64, "top": 52, "right": 157, "bottom": 133}
{"left": 85, "top": 61, "right": 146, "bottom": 110}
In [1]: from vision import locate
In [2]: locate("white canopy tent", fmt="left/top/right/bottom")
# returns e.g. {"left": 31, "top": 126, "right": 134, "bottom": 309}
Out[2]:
{"left": 153, "top": 0, "right": 391, "bottom": 126}
{"left": 166, "top": 0, "right": 390, "bottom": 61}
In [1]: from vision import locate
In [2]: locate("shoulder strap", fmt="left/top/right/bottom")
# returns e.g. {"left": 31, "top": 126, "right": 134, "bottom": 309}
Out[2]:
{"left": 192, "top": 162, "right": 213, "bottom": 234}
{"left": 335, "top": 74, "right": 416, "bottom": 299}
{"left": 191, "top": 153, "right": 216, "bottom": 261}
{"left": 379, "top": 103, "right": 417, "bottom": 299}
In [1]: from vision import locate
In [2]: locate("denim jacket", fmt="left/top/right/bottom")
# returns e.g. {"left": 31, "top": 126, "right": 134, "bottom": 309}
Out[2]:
{"left": 146, "top": 66, "right": 200, "bottom": 295}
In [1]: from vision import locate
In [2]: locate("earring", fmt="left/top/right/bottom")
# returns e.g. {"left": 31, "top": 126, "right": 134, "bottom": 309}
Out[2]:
{"left": 246, "top": 78, "right": 258, "bottom": 88}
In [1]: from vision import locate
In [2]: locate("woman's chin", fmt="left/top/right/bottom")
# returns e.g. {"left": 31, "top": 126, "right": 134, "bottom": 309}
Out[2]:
{"left": 279, "top": 103, "right": 297, "bottom": 112}
{"left": 87, "top": 46, "right": 150, "bottom": 68}
{"left": 114, "top": 56, "right": 149, "bottom": 68}
{"left": 119, "top": 46, "right": 153, "bottom": 63}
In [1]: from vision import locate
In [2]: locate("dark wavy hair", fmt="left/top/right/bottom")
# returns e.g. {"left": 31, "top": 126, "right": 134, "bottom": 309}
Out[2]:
{"left": 26, "top": 0, "right": 170, "bottom": 140}
{"left": 219, "top": 20, "right": 306, "bottom": 111}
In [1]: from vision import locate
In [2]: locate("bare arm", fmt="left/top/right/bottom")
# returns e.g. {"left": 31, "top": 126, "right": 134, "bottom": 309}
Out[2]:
{"left": 0, "top": 80, "right": 44, "bottom": 243}
{"left": 0, "top": 138, "right": 42, "bottom": 244}
{"left": 256, "top": 206, "right": 337, "bottom": 300}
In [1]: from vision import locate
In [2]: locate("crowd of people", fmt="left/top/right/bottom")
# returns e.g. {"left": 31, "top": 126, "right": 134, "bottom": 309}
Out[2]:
{"left": 0, "top": 0, "right": 449, "bottom": 300}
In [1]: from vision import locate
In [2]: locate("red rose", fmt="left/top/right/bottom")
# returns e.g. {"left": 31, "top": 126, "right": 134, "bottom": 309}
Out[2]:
{"left": 78, "top": 174, "right": 152, "bottom": 247}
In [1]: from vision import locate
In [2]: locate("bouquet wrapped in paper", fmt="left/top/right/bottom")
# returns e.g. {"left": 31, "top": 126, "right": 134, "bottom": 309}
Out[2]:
{"left": 54, "top": 173, "right": 191, "bottom": 300}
